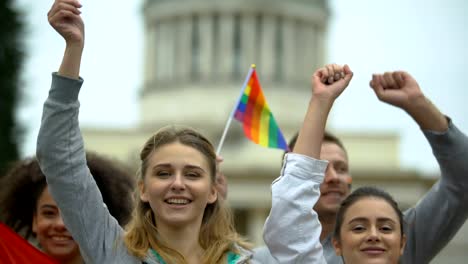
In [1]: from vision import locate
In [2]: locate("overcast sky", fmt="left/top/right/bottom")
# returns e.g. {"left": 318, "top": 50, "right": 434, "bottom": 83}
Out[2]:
{"left": 15, "top": 0, "right": 468, "bottom": 174}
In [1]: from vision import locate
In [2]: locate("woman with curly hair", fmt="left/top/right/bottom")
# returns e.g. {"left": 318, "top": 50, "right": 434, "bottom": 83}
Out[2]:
{"left": 0, "top": 152, "right": 135, "bottom": 264}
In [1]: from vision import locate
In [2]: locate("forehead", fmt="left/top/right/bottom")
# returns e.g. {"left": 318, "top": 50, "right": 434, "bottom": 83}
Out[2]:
{"left": 320, "top": 142, "right": 348, "bottom": 162}
{"left": 36, "top": 187, "right": 57, "bottom": 207}
{"left": 148, "top": 142, "right": 210, "bottom": 170}
{"left": 344, "top": 197, "right": 399, "bottom": 223}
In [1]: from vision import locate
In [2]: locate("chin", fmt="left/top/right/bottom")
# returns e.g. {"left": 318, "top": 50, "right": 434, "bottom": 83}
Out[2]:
{"left": 316, "top": 205, "right": 340, "bottom": 216}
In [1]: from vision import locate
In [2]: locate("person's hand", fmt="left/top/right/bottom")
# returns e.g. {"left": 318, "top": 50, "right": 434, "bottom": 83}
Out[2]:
{"left": 215, "top": 156, "right": 227, "bottom": 200}
{"left": 48, "top": 0, "right": 84, "bottom": 47}
{"left": 369, "top": 71, "right": 425, "bottom": 112}
{"left": 312, "top": 64, "right": 353, "bottom": 103}
{"left": 370, "top": 71, "right": 448, "bottom": 131}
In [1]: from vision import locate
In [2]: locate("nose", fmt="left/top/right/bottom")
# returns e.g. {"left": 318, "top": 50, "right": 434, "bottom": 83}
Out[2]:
{"left": 366, "top": 226, "right": 380, "bottom": 242}
{"left": 324, "top": 165, "right": 339, "bottom": 183}
{"left": 170, "top": 173, "right": 186, "bottom": 191}
{"left": 53, "top": 214, "right": 67, "bottom": 231}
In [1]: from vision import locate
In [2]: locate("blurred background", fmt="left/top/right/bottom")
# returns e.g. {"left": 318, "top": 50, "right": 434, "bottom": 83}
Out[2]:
{"left": 2, "top": 0, "right": 468, "bottom": 262}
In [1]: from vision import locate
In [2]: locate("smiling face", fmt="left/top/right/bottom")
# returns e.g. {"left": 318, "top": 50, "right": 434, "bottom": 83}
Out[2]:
{"left": 333, "top": 197, "right": 406, "bottom": 264}
{"left": 139, "top": 142, "right": 218, "bottom": 228}
{"left": 315, "top": 142, "right": 351, "bottom": 217}
{"left": 32, "top": 187, "right": 81, "bottom": 262}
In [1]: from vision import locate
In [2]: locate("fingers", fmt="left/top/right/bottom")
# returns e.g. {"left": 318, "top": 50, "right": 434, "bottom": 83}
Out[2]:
{"left": 383, "top": 72, "right": 399, "bottom": 89}
{"left": 369, "top": 73, "right": 403, "bottom": 103}
{"left": 48, "top": 0, "right": 82, "bottom": 18}
{"left": 315, "top": 67, "right": 328, "bottom": 84}
{"left": 48, "top": 0, "right": 81, "bottom": 24}
{"left": 342, "top": 64, "right": 353, "bottom": 86}
{"left": 393, "top": 71, "right": 406, "bottom": 88}
{"left": 48, "top": 9, "right": 81, "bottom": 26}
{"left": 325, "top": 64, "right": 343, "bottom": 84}
{"left": 315, "top": 64, "right": 348, "bottom": 85}
{"left": 215, "top": 155, "right": 223, "bottom": 177}
{"left": 369, "top": 74, "right": 385, "bottom": 98}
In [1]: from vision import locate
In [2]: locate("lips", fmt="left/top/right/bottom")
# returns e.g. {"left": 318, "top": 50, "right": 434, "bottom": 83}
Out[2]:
{"left": 323, "top": 190, "right": 342, "bottom": 196}
{"left": 322, "top": 188, "right": 344, "bottom": 195}
{"left": 165, "top": 197, "right": 192, "bottom": 205}
{"left": 321, "top": 189, "right": 344, "bottom": 201}
{"left": 361, "top": 246, "right": 386, "bottom": 255}
{"left": 47, "top": 235, "right": 75, "bottom": 246}
{"left": 51, "top": 236, "right": 73, "bottom": 242}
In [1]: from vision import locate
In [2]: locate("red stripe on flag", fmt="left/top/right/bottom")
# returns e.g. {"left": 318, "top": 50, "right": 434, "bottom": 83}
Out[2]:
{"left": 244, "top": 75, "right": 259, "bottom": 140}
{"left": 0, "top": 223, "right": 58, "bottom": 263}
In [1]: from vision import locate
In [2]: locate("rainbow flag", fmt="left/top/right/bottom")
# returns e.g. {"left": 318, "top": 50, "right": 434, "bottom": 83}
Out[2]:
{"left": 233, "top": 66, "right": 289, "bottom": 151}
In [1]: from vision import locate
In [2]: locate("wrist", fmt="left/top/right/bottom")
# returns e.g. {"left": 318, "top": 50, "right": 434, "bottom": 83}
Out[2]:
{"left": 310, "top": 96, "right": 335, "bottom": 110}
{"left": 65, "top": 40, "right": 84, "bottom": 52}
{"left": 403, "top": 95, "right": 430, "bottom": 117}
{"left": 58, "top": 44, "right": 83, "bottom": 80}
{"left": 405, "top": 97, "right": 448, "bottom": 131}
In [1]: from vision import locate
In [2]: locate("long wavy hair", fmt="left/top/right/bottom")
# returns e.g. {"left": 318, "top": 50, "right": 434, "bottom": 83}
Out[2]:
{"left": 124, "top": 126, "right": 250, "bottom": 263}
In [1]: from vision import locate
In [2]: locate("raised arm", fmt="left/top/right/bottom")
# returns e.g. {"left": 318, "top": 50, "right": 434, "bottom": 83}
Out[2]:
{"left": 261, "top": 64, "right": 353, "bottom": 263}
{"left": 36, "top": 1, "right": 129, "bottom": 263}
{"left": 295, "top": 64, "right": 353, "bottom": 158}
{"left": 370, "top": 71, "right": 468, "bottom": 262}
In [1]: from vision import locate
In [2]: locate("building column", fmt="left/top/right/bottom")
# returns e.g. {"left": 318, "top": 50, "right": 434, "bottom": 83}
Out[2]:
{"left": 165, "top": 20, "right": 175, "bottom": 81}
{"left": 175, "top": 16, "right": 193, "bottom": 82}
{"left": 300, "top": 22, "right": 317, "bottom": 82}
{"left": 259, "top": 15, "right": 276, "bottom": 82}
{"left": 315, "top": 25, "right": 327, "bottom": 73}
{"left": 154, "top": 21, "right": 164, "bottom": 81}
{"left": 293, "top": 20, "right": 306, "bottom": 83}
{"left": 217, "top": 13, "right": 234, "bottom": 80}
{"left": 156, "top": 20, "right": 174, "bottom": 82}
{"left": 199, "top": 14, "right": 214, "bottom": 81}
{"left": 143, "top": 21, "right": 156, "bottom": 85}
{"left": 281, "top": 18, "right": 296, "bottom": 83}
{"left": 240, "top": 14, "right": 256, "bottom": 75}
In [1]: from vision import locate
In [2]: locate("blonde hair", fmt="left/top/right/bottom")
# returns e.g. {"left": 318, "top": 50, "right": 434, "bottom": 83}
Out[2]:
{"left": 124, "top": 126, "right": 251, "bottom": 263}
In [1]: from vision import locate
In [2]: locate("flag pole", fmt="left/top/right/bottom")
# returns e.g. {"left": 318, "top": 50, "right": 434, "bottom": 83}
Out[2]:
{"left": 216, "top": 64, "right": 256, "bottom": 155}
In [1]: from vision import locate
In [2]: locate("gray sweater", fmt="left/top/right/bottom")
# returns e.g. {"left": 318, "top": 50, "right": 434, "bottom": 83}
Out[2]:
{"left": 255, "top": 118, "right": 468, "bottom": 263}
{"left": 37, "top": 73, "right": 328, "bottom": 263}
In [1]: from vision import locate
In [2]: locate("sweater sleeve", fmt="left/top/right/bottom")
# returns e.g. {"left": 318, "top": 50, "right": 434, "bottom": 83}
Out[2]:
{"left": 261, "top": 153, "right": 328, "bottom": 264}
{"left": 36, "top": 73, "right": 126, "bottom": 263}
{"left": 402, "top": 118, "right": 468, "bottom": 263}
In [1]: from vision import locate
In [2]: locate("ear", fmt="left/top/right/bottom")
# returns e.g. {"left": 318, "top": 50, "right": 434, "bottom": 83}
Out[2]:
{"left": 139, "top": 180, "right": 149, "bottom": 202}
{"left": 332, "top": 237, "right": 342, "bottom": 256}
{"left": 400, "top": 234, "right": 407, "bottom": 255}
{"left": 207, "top": 184, "right": 218, "bottom": 204}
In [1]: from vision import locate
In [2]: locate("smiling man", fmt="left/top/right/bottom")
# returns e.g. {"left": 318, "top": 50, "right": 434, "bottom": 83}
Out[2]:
{"left": 255, "top": 70, "right": 468, "bottom": 263}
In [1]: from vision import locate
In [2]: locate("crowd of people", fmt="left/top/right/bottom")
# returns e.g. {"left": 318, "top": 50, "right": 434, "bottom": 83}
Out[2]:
{"left": 1, "top": 0, "right": 467, "bottom": 263}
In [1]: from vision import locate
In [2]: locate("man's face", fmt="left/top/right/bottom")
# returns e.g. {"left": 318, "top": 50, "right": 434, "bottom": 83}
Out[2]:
{"left": 314, "top": 141, "right": 351, "bottom": 217}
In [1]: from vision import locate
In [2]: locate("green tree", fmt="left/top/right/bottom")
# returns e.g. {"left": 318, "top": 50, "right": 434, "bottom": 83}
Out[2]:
{"left": 0, "top": 0, "right": 24, "bottom": 176}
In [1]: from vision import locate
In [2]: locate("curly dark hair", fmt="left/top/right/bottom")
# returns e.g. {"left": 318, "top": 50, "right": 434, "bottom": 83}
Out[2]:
{"left": 0, "top": 151, "right": 136, "bottom": 239}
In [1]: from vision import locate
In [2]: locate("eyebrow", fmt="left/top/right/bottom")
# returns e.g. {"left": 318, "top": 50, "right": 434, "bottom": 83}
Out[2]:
{"left": 330, "top": 160, "right": 348, "bottom": 166}
{"left": 39, "top": 204, "right": 57, "bottom": 210}
{"left": 151, "top": 163, "right": 206, "bottom": 173}
{"left": 348, "top": 217, "right": 397, "bottom": 224}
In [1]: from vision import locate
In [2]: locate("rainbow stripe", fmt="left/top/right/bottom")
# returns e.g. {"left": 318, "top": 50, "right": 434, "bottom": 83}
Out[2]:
{"left": 234, "top": 69, "right": 289, "bottom": 151}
